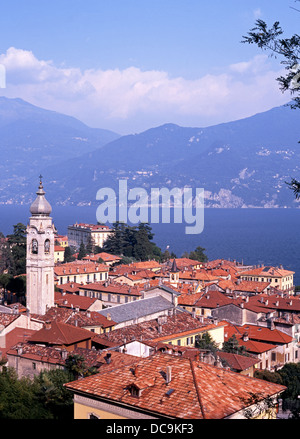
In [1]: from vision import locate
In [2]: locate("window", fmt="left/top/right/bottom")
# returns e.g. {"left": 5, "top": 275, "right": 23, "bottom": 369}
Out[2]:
{"left": 32, "top": 239, "right": 38, "bottom": 254}
{"left": 44, "top": 239, "right": 50, "bottom": 254}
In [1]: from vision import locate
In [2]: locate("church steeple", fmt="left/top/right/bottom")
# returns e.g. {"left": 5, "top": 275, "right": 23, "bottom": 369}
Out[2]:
{"left": 26, "top": 177, "right": 55, "bottom": 315}
{"left": 30, "top": 175, "right": 52, "bottom": 217}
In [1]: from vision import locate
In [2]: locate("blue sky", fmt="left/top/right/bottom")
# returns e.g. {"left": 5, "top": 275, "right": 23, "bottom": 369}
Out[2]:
{"left": 0, "top": 0, "right": 299, "bottom": 133}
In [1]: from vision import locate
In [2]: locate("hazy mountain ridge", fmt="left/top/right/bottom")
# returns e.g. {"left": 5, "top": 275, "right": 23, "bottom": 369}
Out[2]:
{"left": 0, "top": 97, "right": 300, "bottom": 208}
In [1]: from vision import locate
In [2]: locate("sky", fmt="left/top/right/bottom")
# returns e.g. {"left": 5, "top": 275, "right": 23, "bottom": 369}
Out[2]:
{"left": 0, "top": 0, "right": 299, "bottom": 134}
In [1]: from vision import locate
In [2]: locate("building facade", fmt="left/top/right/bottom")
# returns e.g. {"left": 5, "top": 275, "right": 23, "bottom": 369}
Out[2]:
{"left": 67, "top": 223, "right": 112, "bottom": 249}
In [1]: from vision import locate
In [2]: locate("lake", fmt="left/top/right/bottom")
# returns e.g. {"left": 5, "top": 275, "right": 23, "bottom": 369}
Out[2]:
{"left": 1, "top": 204, "right": 300, "bottom": 285}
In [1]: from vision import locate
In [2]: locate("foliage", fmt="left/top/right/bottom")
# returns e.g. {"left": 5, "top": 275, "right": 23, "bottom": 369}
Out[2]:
{"left": 63, "top": 246, "right": 75, "bottom": 263}
{"left": 5, "top": 223, "right": 27, "bottom": 276}
{"left": 254, "top": 363, "right": 300, "bottom": 417}
{"left": 0, "top": 366, "right": 74, "bottom": 419}
{"left": 188, "top": 246, "right": 208, "bottom": 262}
{"left": 239, "top": 391, "right": 278, "bottom": 419}
{"left": 222, "top": 334, "right": 248, "bottom": 355}
{"left": 64, "top": 353, "right": 98, "bottom": 379}
{"left": 242, "top": 12, "right": 300, "bottom": 198}
{"left": 77, "top": 242, "right": 87, "bottom": 260}
{"left": 195, "top": 332, "right": 218, "bottom": 353}
{"left": 103, "top": 222, "right": 163, "bottom": 261}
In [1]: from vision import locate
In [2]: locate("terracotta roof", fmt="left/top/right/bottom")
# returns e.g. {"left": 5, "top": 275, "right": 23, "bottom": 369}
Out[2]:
{"left": 65, "top": 353, "right": 285, "bottom": 419}
{"left": 54, "top": 261, "right": 109, "bottom": 276}
{"left": 83, "top": 252, "right": 122, "bottom": 262}
{"left": 178, "top": 289, "right": 233, "bottom": 308}
{"left": 79, "top": 281, "right": 142, "bottom": 297}
{"left": 223, "top": 322, "right": 292, "bottom": 346}
{"left": 240, "top": 266, "right": 294, "bottom": 278}
{"left": 217, "top": 351, "right": 260, "bottom": 371}
{"left": 0, "top": 312, "right": 20, "bottom": 328}
{"left": 28, "top": 320, "right": 93, "bottom": 346}
{"left": 55, "top": 291, "right": 99, "bottom": 311}
{"left": 6, "top": 344, "right": 137, "bottom": 371}
{"left": 233, "top": 280, "right": 271, "bottom": 293}
{"left": 33, "top": 306, "right": 116, "bottom": 329}
{"left": 93, "top": 312, "right": 223, "bottom": 347}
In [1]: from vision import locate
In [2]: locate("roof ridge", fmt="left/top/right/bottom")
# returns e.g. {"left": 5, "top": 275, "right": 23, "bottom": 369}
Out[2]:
{"left": 189, "top": 359, "right": 206, "bottom": 419}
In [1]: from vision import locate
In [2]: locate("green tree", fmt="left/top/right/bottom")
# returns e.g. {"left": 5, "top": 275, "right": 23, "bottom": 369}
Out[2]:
{"left": 242, "top": 10, "right": 300, "bottom": 198}
{"left": 195, "top": 332, "right": 218, "bottom": 353}
{"left": 6, "top": 223, "right": 27, "bottom": 275}
{"left": 77, "top": 242, "right": 87, "bottom": 260}
{"left": 222, "top": 334, "right": 248, "bottom": 355}
{"left": 189, "top": 246, "right": 208, "bottom": 262}
{"left": 64, "top": 246, "right": 75, "bottom": 263}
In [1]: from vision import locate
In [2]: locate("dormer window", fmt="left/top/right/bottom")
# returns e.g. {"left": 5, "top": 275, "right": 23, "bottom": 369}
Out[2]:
{"left": 129, "top": 384, "right": 141, "bottom": 398}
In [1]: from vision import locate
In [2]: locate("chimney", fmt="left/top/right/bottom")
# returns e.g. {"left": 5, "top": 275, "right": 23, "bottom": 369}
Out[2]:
{"left": 166, "top": 366, "right": 172, "bottom": 384}
{"left": 106, "top": 313, "right": 111, "bottom": 321}
{"left": 61, "top": 349, "right": 68, "bottom": 360}
{"left": 44, "top": 320, "right": 52, "bottom": 330}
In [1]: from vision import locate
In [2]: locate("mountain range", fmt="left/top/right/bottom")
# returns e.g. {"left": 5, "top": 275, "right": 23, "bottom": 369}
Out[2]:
{"left": 1, "top": 96, "right": 300, "bottom": 208}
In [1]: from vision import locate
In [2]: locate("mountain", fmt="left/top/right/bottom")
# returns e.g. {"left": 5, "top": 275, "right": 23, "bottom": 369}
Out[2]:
{"left": 1, "top": 98, "right": 300, "bottom": 208}
{"left": 0, "top": 97, "right": 120, "bottom": 201}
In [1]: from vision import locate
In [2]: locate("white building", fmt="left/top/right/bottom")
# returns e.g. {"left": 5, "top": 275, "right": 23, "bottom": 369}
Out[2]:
{"left": 67, "top": 223, "right": 112, "bottom": 249}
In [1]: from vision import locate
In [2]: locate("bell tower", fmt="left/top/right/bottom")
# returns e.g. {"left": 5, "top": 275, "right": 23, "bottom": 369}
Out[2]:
{"left": 26, "top": 176, "right": 55, "bottom": 315}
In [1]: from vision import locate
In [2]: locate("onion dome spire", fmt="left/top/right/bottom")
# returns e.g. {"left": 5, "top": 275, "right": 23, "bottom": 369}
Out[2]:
{"left": 30, "top": 175, "right": 52, "bottom": 216}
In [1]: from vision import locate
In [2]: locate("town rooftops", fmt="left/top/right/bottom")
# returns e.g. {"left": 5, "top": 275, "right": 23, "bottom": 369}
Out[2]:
{"left": 79, "top": 281, "right": 142, "bottom": 297}
{"left": 93, "top": 312, "right": 223, "bottom": 348}
{"left": 64, "top": 352, "right": 286, "bottom": 419}
{"left": 97, "top": 296, "right": 177, "bottom": 324}
{"left": 239, "top": 266, "right": 294, "bottom": 278}
{"left": 54, "top": 261, "right": 109, "bottom": 276}
{"left": 28, "top": 320, "right": 93, "bottom": 346}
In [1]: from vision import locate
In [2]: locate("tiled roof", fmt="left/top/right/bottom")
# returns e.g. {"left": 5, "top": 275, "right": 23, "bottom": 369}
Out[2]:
{"left": 83, "top": 252, "right": 122, "bottom": 262}
{"left": 217, "top": 351, "right": 260, "bottom": 371}
{"left": 54, "top": 261, "right": 109, "bottom": 276}
{"left": 79, "top": 281, "right": 142, "bottom": 297}
{"left": 28, "top": 320, "right": 93, "bottom": 346}
{"left": 65, "top": 353, "right": 285, "bottom": 419}
{"left": 6, "top": 344, "right": 137, "bottom": 371}
{"left": 223, "top": 322, "right": 292, "bottom": 347}
{"left": 178, "top": 290, "right": 233, "bottom": 308}
{"left": 98, "top": 296, "right": 175, "bottom": 324}
{"left": 31, "top": 306, "right": 116, "bottom": 329}
{"left": 55, "top": 291, "right": 98, "bottom": 311}
{"left": 93, "top": 312, "right": 222, "bottom": 347}
{"left": 0, "top": 312, "right": 20, "bottom": 328}
{"left": 240, "top": 266, "right": 294, "bottom": 278}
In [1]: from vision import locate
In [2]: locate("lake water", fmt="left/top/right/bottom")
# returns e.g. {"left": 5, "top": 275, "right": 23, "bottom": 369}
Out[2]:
{"left": 1, "top": 204, "right": 300, "bottom": 285}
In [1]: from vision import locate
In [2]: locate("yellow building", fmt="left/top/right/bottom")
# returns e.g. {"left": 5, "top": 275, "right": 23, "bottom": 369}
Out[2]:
{"left": 54, "top": 245, "right": 65, "bottom": 263}
{"left": 54, "top": 261, "right": 109, "bottom": 285}
{"left": 239, "top": 266, "right": 294, "bottom": 294}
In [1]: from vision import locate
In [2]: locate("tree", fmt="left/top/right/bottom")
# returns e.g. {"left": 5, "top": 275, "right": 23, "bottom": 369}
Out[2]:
{"left": 77, "top": 242, "right": 87, "bottom": 260}
{"left": 222, "top": 334, "right": 248, "bottom": 355}
{"left": 195, "top": 332, "right": 218, "bottom": 353}
{"left": 64, "top": 246, "right": 75, "bottom": 263}
{"left": 189, "top": 246, "right": 208, "bottom": 262}
{"left": 6, "top": 223, "right": 27, "bottom": 275}
{"left": 242, "top": 10, "right": 300, "bottom": 198}
{"left": 103, "top": 222, "right": 162, "bottom": 261}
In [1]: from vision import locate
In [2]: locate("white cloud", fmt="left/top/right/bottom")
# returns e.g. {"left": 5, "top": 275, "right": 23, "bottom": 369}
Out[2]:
{"left": 0, "top": 47, "right": 290, "bottom": 133}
